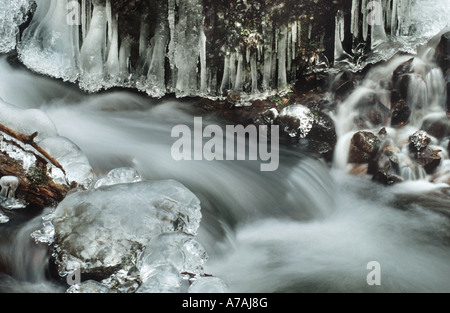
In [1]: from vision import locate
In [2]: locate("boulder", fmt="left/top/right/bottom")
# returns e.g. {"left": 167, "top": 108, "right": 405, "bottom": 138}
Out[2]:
{"left": 421, "top": 114, "right": 450, "bottom": 140}
{"left": 436, "top": 32, "right": 450, "bottom": 75}
{"left": 348, "top": 131, "right": 381, "bottom": 164}
{"left": 414, "top": 148, "right": 442, "bottom": 174}
{"left": 391, "top": 99, "right": 411, "bottom": 127}
{"left": 409, "top": 130, "right": 431, "bottom": 152}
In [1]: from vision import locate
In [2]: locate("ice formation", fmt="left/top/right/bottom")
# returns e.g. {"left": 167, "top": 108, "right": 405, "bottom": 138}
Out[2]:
{"left": 8, "top": 0, "right": 447, "bottom": 99}
{"left": 49, "top": 179, "right": 202, "bottom": 277}
{"left": 32, "top": 169, "right": 227, "bottom": 293}
{"left": 94, "top": 167, "right": 143, "bottom": 189}
{"left": 0, "top": 0, "right": 31, "bottom": 53}
{"left": 0, "top": 99, "right": 94, "bottom": 190}
{"left": 0, "top": 176, "right": 19, "bottom": 199}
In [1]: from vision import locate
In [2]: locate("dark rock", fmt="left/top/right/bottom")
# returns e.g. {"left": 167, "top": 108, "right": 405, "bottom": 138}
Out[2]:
{"left": 436, "top": 32, "right": 450, "bottom": 74}
{"left": 391, "top": 58, "right": 414, "bottom": 103}
{"left": 372, "top": 171, "right": 405, "bottom": 185}
{"left": 305, "top": 111, "right": 337, "bottom": 161}
{"left": 421, "top": 114, "right": 450, "bottom": 140}
{"left": 414, "top": 148, "right": 442, "bottom": 174}
{"left": 355, "top": 93, "right": 390, "bottom": 126}
{"left": 390, "top": 99, "right": 411, "bottom": 127}
{"left": 331, "top": 71, "right": 357, "bottom": 100}
{"left": 348, "top": 131, "right": 381, "bottom": 164}
{"left": 409, "top": 130, "right": 431, "bottom": 152}
{"left": 368, "top": 144, "right": 404, "bottom": 185}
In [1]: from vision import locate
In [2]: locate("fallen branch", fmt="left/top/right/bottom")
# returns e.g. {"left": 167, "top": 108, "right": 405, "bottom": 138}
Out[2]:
{"left": 0, "top": 123, "right": 66, "bottom": 176}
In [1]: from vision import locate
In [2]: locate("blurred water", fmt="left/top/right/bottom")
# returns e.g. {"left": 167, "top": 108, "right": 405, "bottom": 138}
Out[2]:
{"left": 0, "top": 56, "right": 450, "bottom": 292}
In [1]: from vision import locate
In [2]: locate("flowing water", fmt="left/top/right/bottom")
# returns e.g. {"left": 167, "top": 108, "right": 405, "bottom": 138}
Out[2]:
{"left": 0, "top": 46, "right": 450, "bottom": 293}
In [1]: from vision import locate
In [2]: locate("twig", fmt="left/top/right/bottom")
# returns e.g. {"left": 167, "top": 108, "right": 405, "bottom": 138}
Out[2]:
{"left": 0, "top": 123, "right": 66, "bottom": 176}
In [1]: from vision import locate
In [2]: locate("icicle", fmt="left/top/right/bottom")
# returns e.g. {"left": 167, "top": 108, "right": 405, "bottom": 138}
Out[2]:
{"left": 362, "top": 0, "right": 369, "bottom": 42}
{"left": 277, "top": 26, "right": 287, "bottom": 90}
{"left": 199, "top": 28, "right": 207, "bottom": 94}
{"left": 250, "top": 53, "right": 258, "bottom": 94}
{"left": 230, "top": 51, "right": 237, "bottom": 90}
{"left": 82, "top": 0, "right": 92, "bottom": 41}
{"left": 105, "top": 13, "right": 119, "bottom": 79}
{"left": 235, "top": 52, "right": 244, "bottom": 92}
{"left": 370, "top": 0, "right": 388, "bottom": 49}
{"left": 291, "top": 21, "right": 297, "bottom": 60}
{"left": 334, "top": 10, "right": 347, "bottom": 61}
{"left": 79, "top": 1, "right": 107, "bottom": 90}
{"left": 351, "top": 0, "right": 360, "bottom": 38}
{"left": 219, "top": 51, "right": 231, "bottom": 95}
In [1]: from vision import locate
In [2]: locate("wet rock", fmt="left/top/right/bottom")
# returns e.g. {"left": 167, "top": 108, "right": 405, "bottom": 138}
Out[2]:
{"left": 391, "top": 58, "right": 414, "bottom": 103}
{"left": 414, "top": 148, "right": 442, "bottom": 174}
{"left": 278, "top": 105, "right": 315, "bottom": 139}
{"left": 436, "top": 32, "right": 450, "bottom": 74}
{"left": 368, "top": 144, "right": 404, "bottom": 185}
{"left": 305, "top": 111, "right": 337, "bottom": 161}
{"left": 391, "top": 99, "right": 411, "bottom": 127}
{"left": 421, "top": 114, "right": 450, "bottom": 140}
{"left": 331, "top": 71, "right": 357, "bottom": 100}
{"left": 409, "top": 130, "right": 431, "bottom": 152}
{"left": 349, "top": 164, "right": 369, "bottom": 177}
{"left": 348, "top": 131, "right": 381, "bottom": 164}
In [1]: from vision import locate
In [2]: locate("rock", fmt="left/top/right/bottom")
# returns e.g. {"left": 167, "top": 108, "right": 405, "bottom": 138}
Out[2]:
{"left": 305, "top": 111, "right": 337, "bottom": 161}
{"left": 368, "top": 144, "right": 404, "bottom": 185}
{"left": 331, "top": 71, "right": 357, "bottom": 100}
{"left": 421, "top": 114, "right": 450, "bottom": 140}
{"left": 435, "top": 32, "right": 450, "bottom": 74}
{"left": 349, "top": 164, "right": 369, "bottom": 177}
{"left": 391, "top": 99, "right": 411, "bottom": 127}
{"left": 348, "top": 131, "right": 381, "bottom": 164}
{"left": 278, "top": 105, "right": 315, "bottom": 139}
{"left": 391, "top": 58, "right": 414, "bottom": 103}
{"left": 414, "top": 148, "right": 442, "bottom": 174}
{"left": 409, "top": 130, "right": 431, "bottom": 152}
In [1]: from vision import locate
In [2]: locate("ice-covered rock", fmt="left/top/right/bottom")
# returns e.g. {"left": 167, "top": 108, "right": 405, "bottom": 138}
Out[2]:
{"left": 278, "top": 105, "right": 315, "bottom": 139}
{"left": 409, "top": 130, "right": 431, "bottom": 152}
{"left": 51, "top": 179, "right": 202, "bottom": 277}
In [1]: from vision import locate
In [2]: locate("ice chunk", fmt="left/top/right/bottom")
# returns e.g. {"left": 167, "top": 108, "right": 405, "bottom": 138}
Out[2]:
{"left": 135, "top": 264, "right": 184, "bottom": 293}
{"left": 188, "top": 277, "right": 230, "bottom": 293}
{"left": 100, "top": 269, "right": 140, "bottom": 293}
{"left": 52, "top": 180, "right": 202, "bottom": 276}
{"left": 39, "top": 136, "right": 94, "bottom": 188}
{"left": 137, "top": 232, "right": 208, "bottom": 282}
{"left": 94, "top": 167, "right": 143, "bottom": 189}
